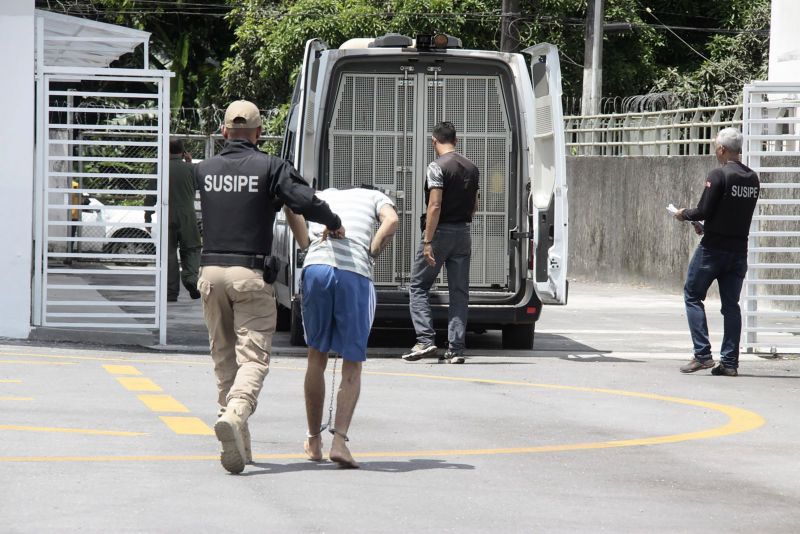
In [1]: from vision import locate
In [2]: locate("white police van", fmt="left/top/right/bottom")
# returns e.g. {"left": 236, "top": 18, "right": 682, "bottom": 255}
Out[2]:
{"left": 272, "top": 33, "right": 568, "bottom": 349}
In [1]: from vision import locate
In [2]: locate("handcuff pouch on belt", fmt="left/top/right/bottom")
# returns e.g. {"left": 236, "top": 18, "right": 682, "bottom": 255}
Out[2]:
{"left": 262, "top": 255, "right": 283, "bottom": 284}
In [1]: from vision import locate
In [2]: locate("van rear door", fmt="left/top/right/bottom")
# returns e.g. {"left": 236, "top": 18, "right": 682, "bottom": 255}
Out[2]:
{"left": 277, "top": 38, "right": 327, "bottom": 303}
{"left": 523, "top": 43, "right": 569, "bottom": 305}
{"left": 283, "top": 38, "right": 327, "bottom": 176}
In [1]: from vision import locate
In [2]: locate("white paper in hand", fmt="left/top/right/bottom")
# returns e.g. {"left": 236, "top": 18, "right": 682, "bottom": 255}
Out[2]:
{"left": 667, "top": 203, "right": 679, "bottom": 215}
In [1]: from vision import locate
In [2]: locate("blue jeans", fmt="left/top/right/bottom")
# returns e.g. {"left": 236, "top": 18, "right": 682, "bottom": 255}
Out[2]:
{"left": 684, "top": 244, "right": 748, "bottom": 368}
{"left": 409, "top": 223, "right": 471, "bottom": 353}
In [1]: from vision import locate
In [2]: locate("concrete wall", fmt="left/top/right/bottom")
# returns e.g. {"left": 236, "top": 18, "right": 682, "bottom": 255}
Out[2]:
{"left": 0, "top": 1, "right": 34, "bottom": 338}
{"left": 566, "top": 156, "right": 716, "bottom": 290}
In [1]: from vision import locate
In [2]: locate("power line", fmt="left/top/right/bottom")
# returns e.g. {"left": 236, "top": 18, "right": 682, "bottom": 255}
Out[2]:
{"left": 35, "top": 3, "right": 770, "bottom": 36}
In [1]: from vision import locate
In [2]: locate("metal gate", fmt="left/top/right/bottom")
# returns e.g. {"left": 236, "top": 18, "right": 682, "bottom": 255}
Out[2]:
{"left": 33, "top": 72, "right": 170, "bottom": 340}
{"left": 742, "top": 82, "right": 800, "bottom": 353}
{"left": 328, "top": 72, "right": 511, "bottom": 288}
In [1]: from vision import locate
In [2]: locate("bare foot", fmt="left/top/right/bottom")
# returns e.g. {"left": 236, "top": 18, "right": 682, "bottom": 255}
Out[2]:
{"left": 304, "top": 435, "right": 323, "bottom": 461}
{"left": 329, "top": 436, "right": 359, "bottom": 468}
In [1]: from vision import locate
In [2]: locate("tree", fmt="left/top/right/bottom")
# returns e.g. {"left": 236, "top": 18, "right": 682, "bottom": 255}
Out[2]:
{"left": 36, "top": 0, "right": 236, "bottom": 130}
{"left": 221, "top": 0, "right": 498, "bottom": 132}
{"left": 649, "top": 0, "right": 770, "bottom": 105}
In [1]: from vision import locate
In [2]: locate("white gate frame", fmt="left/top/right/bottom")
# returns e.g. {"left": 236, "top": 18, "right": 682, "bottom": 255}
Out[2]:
{"left": 742, "top": 81, "right": 800, "bottom": 354}
{"left": 33, "top": 20, "right": 172, "bottom": 344}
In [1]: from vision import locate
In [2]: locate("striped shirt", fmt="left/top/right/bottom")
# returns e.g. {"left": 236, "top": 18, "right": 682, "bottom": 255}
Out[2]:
{"left": 303, "top": 188, "right": 395, "bottom": 279}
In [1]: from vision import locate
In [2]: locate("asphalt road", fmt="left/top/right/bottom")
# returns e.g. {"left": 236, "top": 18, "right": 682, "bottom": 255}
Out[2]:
{"left": 2, "top": 281, "right": 799, "bottom": 532}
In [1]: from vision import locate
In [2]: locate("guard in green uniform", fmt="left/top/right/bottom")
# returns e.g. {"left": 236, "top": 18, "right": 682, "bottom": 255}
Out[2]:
{"left": 167, "top": 139, "right": 202, "bottom": 301}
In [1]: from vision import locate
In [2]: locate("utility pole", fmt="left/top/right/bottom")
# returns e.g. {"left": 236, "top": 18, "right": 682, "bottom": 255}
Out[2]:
{"left": 581, "top": 0, "right": 605, "bottom": 116}
{"left": 500, "top": 0, "right": 521, "bottom": 53}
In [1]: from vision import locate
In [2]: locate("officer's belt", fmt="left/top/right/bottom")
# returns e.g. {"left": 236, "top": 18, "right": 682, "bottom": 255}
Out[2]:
{"left": 201, "top": 253, "right": 265, "bottom": 269}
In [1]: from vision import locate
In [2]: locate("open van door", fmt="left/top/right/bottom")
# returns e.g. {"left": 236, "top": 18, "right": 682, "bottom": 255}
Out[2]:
{"left": 276, "top": 38, "right": 327, "bottom": 342}
{"left": 282, "top": 38, "right": 327, "bottom": 176}
{"left": 523, "top": 43, "right": 569, "bottom": 305}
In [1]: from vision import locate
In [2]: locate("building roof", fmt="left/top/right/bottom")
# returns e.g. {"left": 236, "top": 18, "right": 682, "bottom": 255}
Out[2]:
{"left": 35, "top": 9, "right": 151, "bottom": 69}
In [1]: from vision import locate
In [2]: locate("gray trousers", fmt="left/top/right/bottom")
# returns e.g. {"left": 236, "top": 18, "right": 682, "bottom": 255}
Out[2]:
{"left": 409, "top": 223, "right": 471, "bottom": 352}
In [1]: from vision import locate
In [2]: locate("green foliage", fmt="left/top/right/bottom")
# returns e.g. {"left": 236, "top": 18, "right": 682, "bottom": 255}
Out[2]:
{"left": 39, "top": 0, "right": 773, "bottom": 130}
{"left": 221, "top": 0, "right": 684, "bottom": 128}
{"left": 38, "top": 0, "right": 235, "bottom": 126}
{"left": 649, "top": 1, "right": 770, "bottom": 105}
{"left": 221, "top": 0, "right": 499, "bottom": 131}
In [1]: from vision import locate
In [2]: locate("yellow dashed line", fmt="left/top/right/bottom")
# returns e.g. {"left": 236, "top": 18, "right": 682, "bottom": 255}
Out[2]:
{"left": 137, "top": 394, "right": 189, "bottom": 413}
{"left": 159, "top": 416, "right": 214, "bottom": 435}
{"left": 0, "top": 379, "right": 23, "bottom": 383}
{"left": 116, "top": 377, "right": 162, "bottom": 392}
{"left": 0, "top": 397, "right": 34, "bottom": 401}
{"left": 0, "top": 425, "right": 146, "bottom": 436}
{"left": 103, "top": 365, "right": 142, "bottom": 376}
{"left": 102, "top": 363, "right": 202, "bottom": 435}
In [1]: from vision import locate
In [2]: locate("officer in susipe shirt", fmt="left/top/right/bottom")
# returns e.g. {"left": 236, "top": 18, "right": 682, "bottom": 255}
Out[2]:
{"left": 196, "top": 100, "right": 344, "bottom": 474}
{"left": 674, "top": 127, "right": 760, "bottom": 377}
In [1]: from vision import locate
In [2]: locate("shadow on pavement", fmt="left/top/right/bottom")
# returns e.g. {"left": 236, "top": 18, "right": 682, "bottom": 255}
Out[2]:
{"left": 245, "top": 458, "right": 474, "bottom": 475}
{"left": 558, "top": 354, "right": 643, "bottom": 363}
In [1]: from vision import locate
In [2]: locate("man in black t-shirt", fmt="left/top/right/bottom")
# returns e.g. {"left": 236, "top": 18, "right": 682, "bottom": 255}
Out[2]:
{"left": 674, "top": 127, "right": 759, "bottom": 377}
{"left": 402, "top": 122, "right": 480, "bottom": 364}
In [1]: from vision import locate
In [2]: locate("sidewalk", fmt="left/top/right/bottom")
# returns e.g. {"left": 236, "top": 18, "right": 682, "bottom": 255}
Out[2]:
{"left": 20, "top": 280, "right": 776, "bottom": 363}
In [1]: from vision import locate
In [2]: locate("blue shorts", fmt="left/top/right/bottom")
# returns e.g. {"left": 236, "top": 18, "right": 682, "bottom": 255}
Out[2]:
{"left": 301, "top": 264, "right": 376, "bottom": 362}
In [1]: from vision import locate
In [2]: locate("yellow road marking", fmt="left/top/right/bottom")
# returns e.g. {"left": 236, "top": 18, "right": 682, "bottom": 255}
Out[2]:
{"left": 0, "top": 396, "right": 34, "bottom": 401}
{"left": 138, "top": 394, "right": 189, "bottom": 413}
{"left": 0, "top": 379, "right": 23, "bottom": 383}
{"left": 0, "top": 352, "right": 767, "bottom": 463}
{"left": 116, "top": 377, "right": 162, "bottom": 392}
{"left": 103, "top": 365, "right": 142, "bottom": 376}
{"left": 159, "top": 416, "right": 213, "bottom": 435}
{"left": 0, "top": 360, "right": 75, "bottom": 366}
{"left": 0, "top": 425, "right": 146, "bottom": 436}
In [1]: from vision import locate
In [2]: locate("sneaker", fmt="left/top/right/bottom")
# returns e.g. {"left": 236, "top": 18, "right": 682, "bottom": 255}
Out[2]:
{"left": 711, "top": 364, "right": 738, "bottom": 377}
{"left": 680, "top": 357, "right": 715, "bottom": 373}
{"left": 442, "top": 350, "right": 465, "bottom": 364}
{"left": 167, "top": 295, "right": 178, "bottom": 302}
{"left": 402, "top": 343, "right": 437, "bottom": 361}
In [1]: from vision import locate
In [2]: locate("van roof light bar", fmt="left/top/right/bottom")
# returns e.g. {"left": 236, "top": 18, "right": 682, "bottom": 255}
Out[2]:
{"left": 369, "top": 33, "right": 413, "bottom": 48}
{"left": 414, "top": 34, "right": 462, "bottom": 51}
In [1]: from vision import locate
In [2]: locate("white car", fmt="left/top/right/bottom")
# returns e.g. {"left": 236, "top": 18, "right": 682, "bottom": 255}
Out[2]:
{"left": 78, "top": 197, "right": 156, "bottom": 257}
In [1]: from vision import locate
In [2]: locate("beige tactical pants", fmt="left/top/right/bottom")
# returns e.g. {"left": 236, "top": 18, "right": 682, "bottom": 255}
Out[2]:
{"left": 198, "top": 266, "right": 276, "bottom": 413}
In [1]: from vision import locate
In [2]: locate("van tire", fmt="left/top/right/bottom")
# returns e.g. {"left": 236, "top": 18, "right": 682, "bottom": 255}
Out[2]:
{"left": 501, "top": 324, "right": 535, "bottom": 350}
{"left": 289, "top": 301, "right": 306, "bottom": 347}
{"left": 275, "top": 302, "right": 291, "bottom": 332}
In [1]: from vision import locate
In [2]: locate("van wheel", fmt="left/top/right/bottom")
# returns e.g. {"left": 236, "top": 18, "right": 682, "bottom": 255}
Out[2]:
{"left": 289, "top": 301, "right": 306, "bottom": 347}
{"left": 502, "top": 324, "right": 535, "bottom": 350}
{"left": 275, "top": 302, "right": 291, "bottom": 332}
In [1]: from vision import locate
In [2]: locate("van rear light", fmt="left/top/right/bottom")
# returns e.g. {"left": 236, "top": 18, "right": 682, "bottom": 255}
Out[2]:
{"left": 526, "top": 306, "right": 537, "bottom": 315}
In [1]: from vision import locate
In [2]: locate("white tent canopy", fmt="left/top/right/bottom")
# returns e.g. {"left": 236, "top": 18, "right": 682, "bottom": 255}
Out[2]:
{"left": 35, "top": 9, "right": 150, "bottom": 69}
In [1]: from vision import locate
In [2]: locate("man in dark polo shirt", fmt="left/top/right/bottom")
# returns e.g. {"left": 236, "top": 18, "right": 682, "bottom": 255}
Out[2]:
{"left": 674, "top": 127, "right": 760, "bottom": 377}
{"left": 402, "top": 121, "right": 479, "bottom": 364}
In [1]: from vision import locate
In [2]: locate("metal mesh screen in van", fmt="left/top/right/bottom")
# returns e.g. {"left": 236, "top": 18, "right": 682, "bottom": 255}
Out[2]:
{"left": 329, "top": 72, "right": 510, "bottom": 288}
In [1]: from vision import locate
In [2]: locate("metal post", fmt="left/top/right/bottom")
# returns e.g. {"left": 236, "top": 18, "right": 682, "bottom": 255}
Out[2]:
{"left": 32, "top": 14, "right": 46, "bottom": 326}
{"left": 581, "top": 0, "right": 605, "bottom": 117}
{"left": 500, "top": 0, "right": 522, "bottom": 53}
{"left": 158, "top": 75, "right": 171, "bottom": 345}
